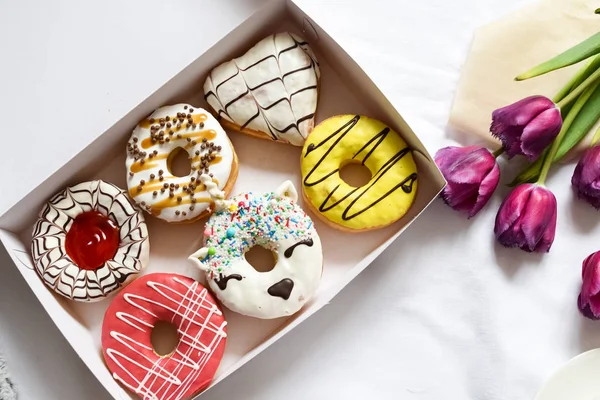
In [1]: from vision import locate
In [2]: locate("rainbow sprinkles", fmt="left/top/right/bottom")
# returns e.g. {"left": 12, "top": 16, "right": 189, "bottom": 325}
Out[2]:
{"left": 189, "top": 181, "right": 323, "bottom": 319}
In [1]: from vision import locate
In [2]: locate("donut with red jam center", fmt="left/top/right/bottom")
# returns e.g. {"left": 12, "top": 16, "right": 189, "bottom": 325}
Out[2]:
{"left": 31, "top": 180, "right": 150, "bottom": 302}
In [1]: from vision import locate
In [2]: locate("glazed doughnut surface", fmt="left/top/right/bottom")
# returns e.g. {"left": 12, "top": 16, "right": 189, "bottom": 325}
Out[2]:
{"left": 102, "top": 273, "right": 227, "bottom": 400}
{"left": 31, "top": 180, "right": 149, "bottom": 302}
{"left": 301, "top": 115, "right": 418, "bottom": 231}
{"left": 189, "top": 181, "right": 323, "bottom": 319}
{"left": 204, "top": 32, "right": 320, "bottom": 146}
{"left": 126, "top": 104, "right": 236, "bottom": 222}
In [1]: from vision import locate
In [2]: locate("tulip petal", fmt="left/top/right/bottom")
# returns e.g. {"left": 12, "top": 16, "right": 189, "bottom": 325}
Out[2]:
{"left": 582, "top": 252, "right": 600, "bottom": 290}
{"left": 497, "top": 224, "right": 528, "bottom": 249}
{"left": 533, "top": 205, "right": 557, "bottom": 253}
{"left": 437, "top": 147, "right": 492, "bottom": 184}
{"left": 520, "top": 108, "right": 562, "bottom": 161}
{"left": 520, "top": 187, "right": 557, "bottom": 252}
{"left": 441, "top": 182, "right": 478, "bottom": 210}
{"left": 578, "top": 147, "right": 600, "bottom": 186}
{"left": 578, "top": 251, "right": 600, "bottom": 319}
{"left": 434, "top": 146, "right": 468, "bottom": 172}
{"left": 494, "top": 184, "right": 534, "bottom": 237}
{"left": 578, "top": 295, "right": 600, "bottom": 320}
{"left": 572, "top": 147, "right": 600, "bottom": 209}
{"left": 469, "top": 162, "right": 500, "bottom": 217}
{"left": 578, "top": 191, "right": 600, "bottom": 209}
{"left": 492, "top": 96, "right": 555, "bottom": 126}
{"left": 435, "top": 146, "right": 499, "bottom": 217}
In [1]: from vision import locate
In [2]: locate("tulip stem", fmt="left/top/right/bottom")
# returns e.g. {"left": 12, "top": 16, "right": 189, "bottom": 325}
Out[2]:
{"left": 492, "top": 147, "right": 504, "bottom": 158}
{"left": 538, "top": 82, "right": 600, "bottom": 184}
{"left": 556, "top": 66, "right": 600, "bottom": 109}
{"left": 591, "top": 124, "right": 600, "bottom": 147}
{"left": 552, "top": 56, "right": 598, "bottom": 103}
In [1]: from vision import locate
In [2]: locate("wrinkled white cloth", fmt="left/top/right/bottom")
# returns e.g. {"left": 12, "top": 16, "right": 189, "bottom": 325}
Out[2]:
{"left": 1, "top": 0, "right": 597, "bottom": 399}
{"left": 0, "top": 355, "right": 16, "bottom": 400}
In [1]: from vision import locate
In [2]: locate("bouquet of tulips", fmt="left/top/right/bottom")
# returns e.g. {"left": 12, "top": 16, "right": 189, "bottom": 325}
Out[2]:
{"left": 437, "top": 29, "right": 600, "bottom": 252}
{"left": 437, "top": 27, "right": 600, "bottom": 319}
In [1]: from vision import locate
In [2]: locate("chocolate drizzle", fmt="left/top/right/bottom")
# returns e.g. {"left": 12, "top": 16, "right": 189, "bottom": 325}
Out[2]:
{"left": 303, "top": 115, "right": 418, "bottom": 220}
{"left": 214, "top": 273, "right": 242, "bottom": 290}
{"left": 204, "top": 33, "right": 319, "bottom": 143}
{"left": 284, "top": 238, "right": 314, "bottom": 258}
{"left": 267, "top": 279, "right": 294, "bottom": 300}
{"left": 31, "top": 181, "right": 149, "bottom": 302}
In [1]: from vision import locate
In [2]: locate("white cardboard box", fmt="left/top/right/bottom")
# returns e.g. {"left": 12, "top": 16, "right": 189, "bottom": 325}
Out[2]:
{"left": 0, "top": 0, "right": 445, "bottom": 398}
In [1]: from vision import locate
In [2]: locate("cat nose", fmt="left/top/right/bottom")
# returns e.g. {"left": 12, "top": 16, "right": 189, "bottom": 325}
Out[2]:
{"left": 267, "top": 279, "right": 294, "bottom": 300}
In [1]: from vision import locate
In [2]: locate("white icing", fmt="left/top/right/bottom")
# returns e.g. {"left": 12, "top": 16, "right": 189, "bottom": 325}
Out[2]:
{"left": 197, "top": 173, "right": 229, "bottom": 211}
{"left": 189, "top": 183, "right": 323, "bottom": 319}
{"left": 126, "top": 104, "right": 235, "bottom": 222}
{"left": 105, "top": 276, "right": 227, "bottom": 400}
{"left": 274, "top": 180, "right": 298, "bottom": 202}
{"left": 204, "top": 32, "right": 320, "bottom": 146}
{"left": 31, "top": 180, "right": 150, "bottom": 302}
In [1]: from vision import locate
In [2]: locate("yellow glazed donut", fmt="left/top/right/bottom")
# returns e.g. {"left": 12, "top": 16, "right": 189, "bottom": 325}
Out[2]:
{"left": 301, "top": 115, "right": 418, "bottom": 232}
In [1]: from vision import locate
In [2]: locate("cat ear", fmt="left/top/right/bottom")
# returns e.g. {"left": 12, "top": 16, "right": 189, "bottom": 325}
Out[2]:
{"left": 274, "top": 181, "right": 298, "bottom": 202}
{"left": 188, "top": 247, "right": 210, "bottom": 272}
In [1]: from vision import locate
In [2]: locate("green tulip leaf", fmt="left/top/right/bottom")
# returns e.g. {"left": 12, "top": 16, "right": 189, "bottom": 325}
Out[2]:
{"left": 553, "top": 55, "right": 600, "bottom": 103}
{"left": 516, "top": 32, "right": 600, "bottom": 80}
{"left": 509, "top": 82, "right": 600, "bottom": 186}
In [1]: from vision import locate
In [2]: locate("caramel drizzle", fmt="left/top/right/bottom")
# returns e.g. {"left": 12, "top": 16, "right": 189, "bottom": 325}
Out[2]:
{"left": 140, "top": 129, "right": 217, "bottom": 150}
{"left": 129, "top": 150, "right": 222, "bottom": 174}
{"left": 128, "top": 177, "right": 187, "bottom": 198}
{"left": 130, "top": 153, "right": 168, "bottom": 173}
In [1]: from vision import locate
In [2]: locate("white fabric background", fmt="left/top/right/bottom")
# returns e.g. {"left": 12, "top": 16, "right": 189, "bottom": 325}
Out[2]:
{"left": 1, "top": 0, "right": 597, "bottom": 399}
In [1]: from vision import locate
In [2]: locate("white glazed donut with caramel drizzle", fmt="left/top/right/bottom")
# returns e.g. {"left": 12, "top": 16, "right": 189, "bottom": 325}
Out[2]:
{"left": 126, "top": 104, "right": 237, "bottom": 223}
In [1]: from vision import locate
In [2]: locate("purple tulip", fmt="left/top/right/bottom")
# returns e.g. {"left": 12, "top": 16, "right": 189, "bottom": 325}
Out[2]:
{"left": 494, "top": 183, "right": 557, "bottom": 252}
{"left": 578, "top": 251, "right": 600, "bottom": 320}
{"left": 434, "top": 145, "right": 500, "bottom": 217}
{"left": 572, "top": 145, "right": 600, "bottom": 209}
{"left": 491, "top": 95, "right": 562, "bottom": 161}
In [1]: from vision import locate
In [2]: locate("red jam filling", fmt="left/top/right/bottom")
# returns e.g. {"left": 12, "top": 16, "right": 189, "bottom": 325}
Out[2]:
{"left": 65, "top": 211, "right": 119, "bottom": 271}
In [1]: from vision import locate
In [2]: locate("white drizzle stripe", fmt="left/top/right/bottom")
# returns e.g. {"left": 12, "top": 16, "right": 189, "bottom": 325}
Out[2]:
{"left": 116, "top": 312, "right": 153, "bottom": 333}
{"left": 31, "top": 180, "right": 149, "bottom": 302}
{"left": 204, "top": 32, "right": 320, "bottom": 146}
{"left": 104, "top": 275, "right": 226, "bottom": 400}
{"left": 152, "top": 280, "right": 209, "bottom": 398}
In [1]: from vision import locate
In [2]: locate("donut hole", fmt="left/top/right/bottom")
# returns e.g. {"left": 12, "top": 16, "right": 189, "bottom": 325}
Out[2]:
{"left": 339, "top": 160, "right": 372, "bottom": 187}
{"left": 244, "top": 245, "right": 277, "bottom": 273}
{"left": 167, "top": 147, "right": 192, "bottom": 177}
{"left": 151, "top": 320, "right": 180, "bottom": 357}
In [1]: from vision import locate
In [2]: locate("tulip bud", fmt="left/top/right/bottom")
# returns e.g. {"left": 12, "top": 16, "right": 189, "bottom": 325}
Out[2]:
{"left": 434, "top": 146, "right": 500, "bottom": 217}
{"left": 578, "top": 251, "right": 600, "bottom": 320}
{"left": 491, "top": 95, "right": 562, "bottom": 161}
{"left": 494, "top": 183, "right": 557, "bottom": 252}
{"left": 572, "top": 145, "right": 600, "bottom": 209}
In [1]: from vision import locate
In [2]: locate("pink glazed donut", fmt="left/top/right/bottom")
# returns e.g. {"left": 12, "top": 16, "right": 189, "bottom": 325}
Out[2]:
{"left": 102, "top": 273, "right": 227, "bottom": 399}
